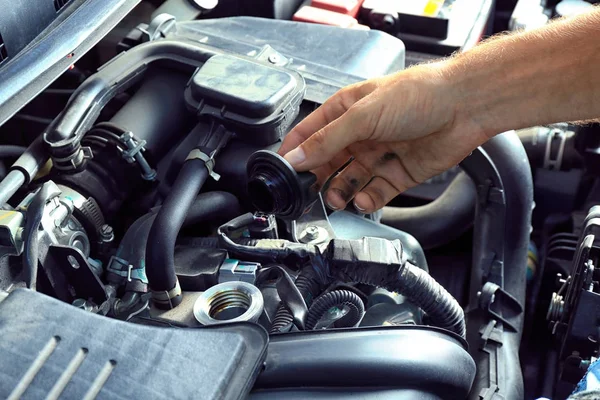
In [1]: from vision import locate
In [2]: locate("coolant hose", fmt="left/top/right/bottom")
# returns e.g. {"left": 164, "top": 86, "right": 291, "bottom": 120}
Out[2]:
{"left": 381, "top": 172, "right": 476, "bottom": 249}
{"left": 115, "top": 191, "right": 243, "bottom": 292}
{"left": 306, "top": 290, "right": 365, "bottom": 330}
{"left": 145, "top": 159, "right": 209, "bottom": 308}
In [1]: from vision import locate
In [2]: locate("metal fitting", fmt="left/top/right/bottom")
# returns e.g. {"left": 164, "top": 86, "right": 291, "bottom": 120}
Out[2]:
{"left": 547, "top": 292, "right": 565, "bottom": 322}
{"left": 119, "top": 131, "right": 157, "bottom": 181}
{"left": 193, "top": 281, "right": 264, "bottom": 325}
{"left": 99, "top": 224, "right": 114, "bottom": 243}
{"left": 300, "top": 225, "right": 329, "bottom": 244}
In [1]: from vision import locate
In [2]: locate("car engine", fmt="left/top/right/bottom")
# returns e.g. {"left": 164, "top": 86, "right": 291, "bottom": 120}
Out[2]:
{"left": 0, "top": 1, "right": 598, "bottom": 399}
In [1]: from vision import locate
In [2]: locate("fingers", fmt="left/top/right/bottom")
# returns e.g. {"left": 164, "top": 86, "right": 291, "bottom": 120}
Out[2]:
{"left": 283, "top": 102, "right": 376, "bottom": 171}
{"left": 279, "top": 80, "right": 382, "bottom": 170}
{"left": 354, "top": 177, "right": 399, "bottom": 213}
{"left": 323, "top": 141, "right": 422, "bottom": 211}
{"left": 278, "top": 85, "right": 361, "bottom": 157}
{"left": 324, "top": 159, "right": 372, "bottom": 210}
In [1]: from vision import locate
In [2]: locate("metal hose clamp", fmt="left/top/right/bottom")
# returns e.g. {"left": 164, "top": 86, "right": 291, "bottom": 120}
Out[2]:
{"left": 193, "top": 281, "right": 264, "bottom": 325}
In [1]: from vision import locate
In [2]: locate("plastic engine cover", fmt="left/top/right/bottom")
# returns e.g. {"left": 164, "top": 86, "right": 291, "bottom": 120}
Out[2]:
{"left": 184, "top": 54, "right": 305, "bottom": 145}
{"left": 0, "top": 289, "right": 268, "bottom": 400}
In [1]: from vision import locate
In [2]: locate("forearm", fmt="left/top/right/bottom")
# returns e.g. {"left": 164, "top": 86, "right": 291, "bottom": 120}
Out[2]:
{"left": 443, "top": 7, "right": 600, "bottom": 137}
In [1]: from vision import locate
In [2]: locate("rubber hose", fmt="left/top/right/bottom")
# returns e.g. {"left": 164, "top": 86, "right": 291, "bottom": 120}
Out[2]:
{"left": 0, "top": 145, "right": 26, "bottom": 158}
{"left": 305, "top": 290, "right": 365, "bottom": 330}
{"left": 0, "top": 170, "right": 26, "bottom": 206}
{"left": 146, "top": 159, "right": 208, "bottom": 304}
{"left": 0, "top": 136, "right": 48, "bottom": 206}
{"left": 270, "top": 267, "right": 322, "bottom": 334}
{"left": 22, "top": 182, "right": 61, "bottom": 290}
{"left": 381, "top": 172, "right": 476, "bottom": 249}
{"left": 118, "top": 192, "right": 242, "bottom": 281}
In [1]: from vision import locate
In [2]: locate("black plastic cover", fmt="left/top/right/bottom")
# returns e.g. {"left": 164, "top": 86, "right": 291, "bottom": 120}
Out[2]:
{"left": 0, "top": 289, "right": 268, "bottom": 400}
{"left": 253, "top": 327, "right": 475, "bottom": 399}
{"left": 174, "top": 246, "right": 227, "bottom": 291}
{"left": 176, "top": 17, "right": 405, "bottom": 103}
{"left": 185, "top": 54, "right": 305, "bottom": 145}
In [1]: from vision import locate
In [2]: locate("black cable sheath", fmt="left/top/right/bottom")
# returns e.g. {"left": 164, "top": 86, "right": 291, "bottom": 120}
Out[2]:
{"left": 306, "top": 290, "right": 365, "bottom": 330}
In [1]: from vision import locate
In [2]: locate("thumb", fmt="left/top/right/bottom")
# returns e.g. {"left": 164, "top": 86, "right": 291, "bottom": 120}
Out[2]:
{"left": 283, "top": 105, "right": 370, "bottom": 171}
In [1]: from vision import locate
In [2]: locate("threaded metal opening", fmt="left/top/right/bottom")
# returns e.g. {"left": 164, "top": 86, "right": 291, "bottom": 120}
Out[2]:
{"left": 208, "top": 290, "right": 252, "bottom": 321}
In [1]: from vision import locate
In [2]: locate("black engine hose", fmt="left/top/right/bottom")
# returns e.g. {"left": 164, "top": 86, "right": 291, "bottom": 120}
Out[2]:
{"left": 0, "top": 145, "right": 26, "bottom": 159}
{"left": 145, "top": 159, "right": 209, "bottom": 308}
{"left": 270, "top": 267, "right": 322, "bottom": 334}
{"left": 0, "top": 136, "right": 48, "bottom": 206}
{"left": 22, "top": 182, "right": 61, "bottom": 290}
{"left": 305, "top": 290, "right": 365, "bottom": 330}
{"left": 145, "top": 124, "right": 231, "bottom": 309}
{"left": 381, "top": 172, "right": 476, "bottom": 249}
{"left": 115, "top": 192, "right": 244, "bottom": 291}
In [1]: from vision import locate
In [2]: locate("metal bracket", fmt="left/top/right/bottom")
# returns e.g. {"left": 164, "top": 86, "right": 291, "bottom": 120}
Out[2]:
{"left": 46, "top": 245, "right": 108, "bottom": 305}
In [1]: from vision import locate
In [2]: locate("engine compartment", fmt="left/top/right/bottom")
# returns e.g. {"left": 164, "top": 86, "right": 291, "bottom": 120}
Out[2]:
{"left": 0, "top": 1, "right": 599, "bottom": 399}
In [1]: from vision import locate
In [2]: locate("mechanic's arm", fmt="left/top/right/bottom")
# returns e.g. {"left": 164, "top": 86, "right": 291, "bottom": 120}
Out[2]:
{"left": 278, "top": 7, "right": 600, "bottom": 213}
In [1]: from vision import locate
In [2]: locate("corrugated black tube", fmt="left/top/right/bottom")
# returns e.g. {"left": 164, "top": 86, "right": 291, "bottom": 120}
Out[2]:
{"left": 328, "top": 259, "right": 465, "bottom": 337}
{"left": 305, "top": 290, "right": 365, "bottom": 330}
{"left": 270, "top": 267, "right": 322, "bottom": 334}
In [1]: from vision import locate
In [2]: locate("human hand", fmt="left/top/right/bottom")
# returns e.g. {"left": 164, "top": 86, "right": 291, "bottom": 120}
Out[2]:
{"left": 278, "top": 63, "right": 491, "bottom": 213}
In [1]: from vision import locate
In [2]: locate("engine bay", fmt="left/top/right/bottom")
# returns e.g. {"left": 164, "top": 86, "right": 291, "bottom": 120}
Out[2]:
{"left": 0, "top": 1, "right": 599, "bottom": 399}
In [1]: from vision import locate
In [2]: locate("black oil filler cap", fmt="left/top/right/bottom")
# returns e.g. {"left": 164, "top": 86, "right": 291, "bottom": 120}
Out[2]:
{"left": 247, "top": 150, "right": 319, "bottom": 221}
{"left": 185, "top": 54, "right": 306, "bottom": 145}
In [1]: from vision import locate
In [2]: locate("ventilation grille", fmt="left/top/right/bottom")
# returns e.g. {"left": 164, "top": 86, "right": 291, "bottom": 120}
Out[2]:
{"left": 54, "top": 0, "right": 70, "bottom": 12}
{"left": 0, "top": 32, "right": 7, "bottom": 65}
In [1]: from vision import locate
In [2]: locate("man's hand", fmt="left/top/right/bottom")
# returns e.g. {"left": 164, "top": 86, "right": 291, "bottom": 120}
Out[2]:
{"left": 279, "top": 7, "right": 600, "bottom": 213}
{"left": 278, "top": 65, "right": 489, "bottom": 213}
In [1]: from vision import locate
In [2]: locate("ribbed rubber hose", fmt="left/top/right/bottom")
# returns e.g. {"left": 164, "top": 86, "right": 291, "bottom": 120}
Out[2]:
{"left": 270, "top": 268, "right": 321, "bottom": 334}
{"left": 330, "top": 260, "right": 465, "bottom": 337}
{"left": 305, "top": 290, "right": 365, "bottom": 330}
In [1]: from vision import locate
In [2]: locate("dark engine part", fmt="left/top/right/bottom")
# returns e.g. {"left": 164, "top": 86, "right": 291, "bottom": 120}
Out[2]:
{"left": 253, "top": 327, "right": 475, "bottom": 399}
{"left": 546, "top": 207, "right": 600, "bottom": 393}
{"left": 184, "top": 54, "right": 306, "bottom": 146}
{"left": 0, "top": 14, "right": 536, "bottom": 400}
{"left": 382, "top": 171, "right": 476, "bottom": 250}
{"left": 247, "top": 150, "right": 319, "bottom": 220}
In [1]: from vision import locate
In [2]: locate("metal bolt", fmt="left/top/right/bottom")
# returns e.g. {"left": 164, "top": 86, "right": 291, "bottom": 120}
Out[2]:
{"left": 304, "top": 226, "right": 319, "bottom": 240}
{"left": 383, "top": 14, "right": 396, "bottom": 27}
{"left": 300, "top": 225, "right": 329, "bottom": 244}
{"left": 99, "top": 224, "right": 114, "bottom": 243}
{"left": 268, "top": 54, "right": 280, "bottom": 64}
{"left": 120, "top": 132, "right": 157, "bottom": 181}
{"left": 72, "top": 298, "right": 94, "bottom": 312}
